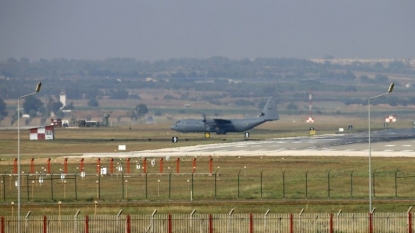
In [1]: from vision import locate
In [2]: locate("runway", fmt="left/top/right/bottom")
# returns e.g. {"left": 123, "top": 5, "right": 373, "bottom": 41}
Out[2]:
{"left": 82, "top": 128, "right": 415, "bottom": 158}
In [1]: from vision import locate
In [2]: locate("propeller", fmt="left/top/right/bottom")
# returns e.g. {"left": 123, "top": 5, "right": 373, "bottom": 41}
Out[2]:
{"left": 202, "top": 114, "right": 215, "bottom": 131}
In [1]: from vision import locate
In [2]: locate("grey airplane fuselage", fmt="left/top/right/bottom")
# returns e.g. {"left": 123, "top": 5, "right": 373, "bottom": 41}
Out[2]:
{"left": 171, "top": 117, "right": 268, "bottom": 134}
{"left": 170, "top": 96, "right": 279, "bottom": 134}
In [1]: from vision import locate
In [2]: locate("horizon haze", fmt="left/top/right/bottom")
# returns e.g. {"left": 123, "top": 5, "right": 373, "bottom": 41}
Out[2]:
{"left": 1, "top": 0, "right": 415, "bottom": 62}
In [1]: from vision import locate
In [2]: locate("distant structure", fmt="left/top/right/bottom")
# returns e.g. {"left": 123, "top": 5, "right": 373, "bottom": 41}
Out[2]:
{"left": 73, "top": 114, "right": 110, "bottom": 127}
{"left": 29, "top": 126, "right": 54, "bottom": 140}
{"left": 51, "top": 119, "right": 62, "bottom": 127}
{"left": 59, "top": 91, "right": 66, "bottom": 110}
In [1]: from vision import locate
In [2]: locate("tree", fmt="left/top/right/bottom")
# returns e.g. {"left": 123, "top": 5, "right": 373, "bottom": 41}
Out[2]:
{"left": 0, "top": 97, "right": 7, "bottom": 117}
{"left": 62, "top": 101, "right": 75, "bottom": 110}
{"left": 135, "top": 104, "right": 148, "bottom": 118}
{"left": 22, "top": 96, "right": 43, "bottom": 116}
{"left": 88, "top": 98, "right": 99, "bottom": 107}
{"left": 374, "top": 74, "right": 389, "bottom": 83}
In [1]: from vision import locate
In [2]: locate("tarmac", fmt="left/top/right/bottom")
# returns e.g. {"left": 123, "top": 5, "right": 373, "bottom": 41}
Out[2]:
{"left": 81, "top": 128, "right": 415, "bottom": 158}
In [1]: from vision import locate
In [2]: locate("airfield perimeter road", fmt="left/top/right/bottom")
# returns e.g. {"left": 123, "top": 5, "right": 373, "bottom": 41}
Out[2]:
{"left": 81, "top": 128, "right": 415, "bottom": 158}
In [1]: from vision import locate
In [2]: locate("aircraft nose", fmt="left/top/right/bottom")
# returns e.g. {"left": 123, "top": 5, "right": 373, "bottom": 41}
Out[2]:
{"left": 170, "top": 125, "right": 177, "bottom": 131}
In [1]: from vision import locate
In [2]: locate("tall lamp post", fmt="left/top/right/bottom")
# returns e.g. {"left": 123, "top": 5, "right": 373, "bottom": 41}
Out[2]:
{"left": 17, "top": 82, "right": 42, "bottom": 233}
{"left": 368, "top": 82, "right": 394, "bottom": 212}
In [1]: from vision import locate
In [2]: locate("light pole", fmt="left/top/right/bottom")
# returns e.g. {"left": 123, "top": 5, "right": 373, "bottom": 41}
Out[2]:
{"left": 368, "top": 82, "right": 394, "bottom": 212}
{"left": 17, "top": 82, "right": 41, "bottom": 233}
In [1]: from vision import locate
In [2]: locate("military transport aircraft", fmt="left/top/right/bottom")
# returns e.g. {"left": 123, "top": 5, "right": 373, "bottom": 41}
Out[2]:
{"left": 170, "top": 96, "right": 279, "bottom": 135}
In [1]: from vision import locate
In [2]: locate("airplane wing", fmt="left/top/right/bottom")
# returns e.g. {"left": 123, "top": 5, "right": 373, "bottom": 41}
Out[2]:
{"left": 213, "top": 119, "right": 232, "bottom": 124}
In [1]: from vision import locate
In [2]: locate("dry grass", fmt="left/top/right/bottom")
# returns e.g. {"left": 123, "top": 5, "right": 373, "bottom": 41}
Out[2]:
{"left": 1, "top": 115, "right": 414, "bottom": 216}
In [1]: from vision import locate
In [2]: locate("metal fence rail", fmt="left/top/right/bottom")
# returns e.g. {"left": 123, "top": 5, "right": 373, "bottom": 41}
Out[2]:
{"left": 2, "top": 169, "right": 415, "bottom": 203}
{"left": 1, "top": 212, "right": 414, "bottom": 233}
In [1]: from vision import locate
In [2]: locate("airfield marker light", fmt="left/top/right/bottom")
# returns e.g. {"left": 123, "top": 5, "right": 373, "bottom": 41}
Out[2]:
{"left": 368, "top": 82, "right": 394, "bottom": 212}
{"left": 17, "top": 82, "right": 41, "bottom": 233}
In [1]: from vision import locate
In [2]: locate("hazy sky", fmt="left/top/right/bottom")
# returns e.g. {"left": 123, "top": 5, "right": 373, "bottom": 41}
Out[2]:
{"left": 1, "top": 0, "right": 414, "bottom": 62}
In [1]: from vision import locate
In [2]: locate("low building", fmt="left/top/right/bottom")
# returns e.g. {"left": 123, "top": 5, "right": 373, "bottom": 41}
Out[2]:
{"left": 29, "top": 125, "right": 54, "bottom": 140}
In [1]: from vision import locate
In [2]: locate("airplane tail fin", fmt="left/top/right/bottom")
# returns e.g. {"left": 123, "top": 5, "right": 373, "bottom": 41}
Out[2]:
{"left": 259, "top": 96, "right": 279, "bottom": 121}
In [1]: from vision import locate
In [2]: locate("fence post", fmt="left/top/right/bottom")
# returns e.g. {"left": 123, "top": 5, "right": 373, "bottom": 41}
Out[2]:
{"left": 336, "top": 209, "right": 342, "bottom": 231}
{"left": 126, "top": 158, "right": 131, "bottom": 174}
{"left": 290, "top": 213, "right": 293, "bottom": 233}
{"left": 214, "top": 170, "right": 217, "bottom": 199}
{"left": 330, "top": 213, "right": 333, "bottom": 233}
{"left": 305, "top": 171, "right": 308, "bottom": 199}
{"left": 1, "top": 216, "right": 4, "bottom": 233}
{"left": 249, "top": 213, "right": 253, "bottom": 233}
{"left": 85, "top": 215, "right": 89, "bottom": 233}
{"left": 395, "top": 170, "right": 398, "bottom": 198}
{"left": 407, "top": 206, "right": 413, "bottom": 233}
{"left": 168, "top": 171, "right": 171, "bottom": 200}
{"left": 192, "top": 158, "right": 196, "bottom": 173}
{"left": 74, "top": 210, "right": 80, "bottom": 233}
{"left": 96, "top": 158, "right": 100, "bottom": 175}
{"left": 373, "top": 170, "right": 376, "bottom": 198}
{"left": 159, "top": 158, "right": 163, "bottom": 174}
{"left": 282, "top": 170, "right": 285, "bottom": 198}
{"left": 110, "top": 158, "right": 114, "bottom": 175}
{"left": 13, "top": 158, "right": 17, "bottom": 174}
{"left": 209, "top": 157, "right": 213, "bottom": 174}
{"left": 31, "top": 158, "right": 35, "bottom": 174}
{"left": 237, "top": 170, "right": 241, "bottom": 198}
{"left": 176, "top": 158, "right": 180, "bottom": 173}
{"left": 51, "top": 173, "right": 54, "bottom": 201}
{"left": 350, "top": 170, "right": 353, "bottom": 198}
{"left": 168, "top": 214, "right": 172, "bottom": 233}
{"left": 26, "top": 173, "right": 29, "bottom": 201}
{"left": 2, "top": 174, "right": 5, "bottom": 201}
{"left": 64, "top": 158, "right": 68, "bottom": 174}
{"left": 260, "top": 170, "right": 263, "bottom": 199}
{"left": 43, "top": 215, "right": 47, "bottom": 233}
{"left": 227, "top": 209, "right": 234, "bottom": 233}
{"left": 264, "top": 209, "right": 270, "bottom": 231}
{"left": 369, "top": 212, "right": 373, "bottom": 233}
{"left": 47, "top": 158, "right": 51, "bottom": 174}
{"left": 75, "top": 173, "right": 78, "bottom": 200}
{"left": 126, "top": 215, "right": 131, "bottom": 233}
{"left": 328, "top": 170, "right": 331, "bottom": 198}
{"left": 209, "top": 214, "right": 213, "bottom": 233}
{"left": 145, "top": 172, "right": 148, "bottom": 200}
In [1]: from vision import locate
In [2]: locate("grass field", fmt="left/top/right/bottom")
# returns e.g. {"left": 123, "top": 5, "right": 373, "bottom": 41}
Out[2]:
{"left": 1, "top": 115, "right": 415, "bottom": 216}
